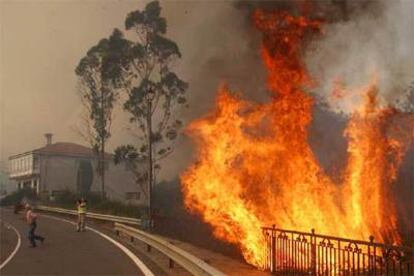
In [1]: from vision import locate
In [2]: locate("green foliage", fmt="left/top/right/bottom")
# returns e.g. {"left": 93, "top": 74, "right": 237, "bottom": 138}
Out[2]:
{"left": 75, "top": 29, "right": 128, "bottom": 151}
{"left": 114, "top": 145, "right": 148, "bottom": 198}
{"left": 53, "top": 190, "right": 79, "bottom": 206}
{"left": 0, "top": 188, "right": 37, "bottom": 206}
{"left": 45, "top": 190, "right": 144, "bottom": 218}
{"left": 76, "top": 0, "right": 188, "bottom": 202}
{"left": 125, "top": 1, "right": 166, "bottom": 34}
{"left": 152, "top": 179, "right": 183, "bottom": 217}
{"left": 91, "top": 198, "right": 143, "bottom": 218}
{"left": 76, "top": 28, "right": 130, "bottom": 199}
{"left": 114, "top": 145, "right": 140, "bottom": 164}
{"left": 114, "top": 1, "right": 188, "bottom": 180}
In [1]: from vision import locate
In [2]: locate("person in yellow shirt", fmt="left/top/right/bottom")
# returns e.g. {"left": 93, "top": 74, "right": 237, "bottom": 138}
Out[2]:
{"left": 76, "top": 198, "right": 87, "bottom": 232}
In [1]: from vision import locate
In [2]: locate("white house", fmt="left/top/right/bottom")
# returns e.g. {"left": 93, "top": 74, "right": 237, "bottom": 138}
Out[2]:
{"left": 8, "top": 134, "right": 147, "bottom": 205}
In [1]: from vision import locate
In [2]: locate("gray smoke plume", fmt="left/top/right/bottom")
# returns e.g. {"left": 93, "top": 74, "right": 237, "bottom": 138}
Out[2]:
{"left": 159, "top": 0, "right": 414, "bottom": 178}
{"left": 158, "top": 0, "right": 268, "bottom": 179}
{"left": 305, "top": 0, "right": 414, "bottom": 112}
{"left": 230, "top": 1, "right": 413, "bottom": 112}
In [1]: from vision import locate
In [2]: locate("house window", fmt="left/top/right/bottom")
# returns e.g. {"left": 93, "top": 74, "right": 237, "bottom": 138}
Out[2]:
{"left": 33, "top": 156, "right": 39, "bottom": 170}
{"left": 23, "top": 181, "right": 31, "bottom": 188}
{"left": 125, "top": 192, "right": 140, "bottom": 200}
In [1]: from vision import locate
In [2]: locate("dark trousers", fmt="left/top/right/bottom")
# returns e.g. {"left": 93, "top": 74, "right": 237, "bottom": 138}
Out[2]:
{"left": 28, "top": 222, "right": 44, "bottom": 247}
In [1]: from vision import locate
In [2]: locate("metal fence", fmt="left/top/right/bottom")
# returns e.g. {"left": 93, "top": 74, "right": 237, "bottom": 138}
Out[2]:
{"left": 262, "top": 226, "right": 413, "bottom": 275}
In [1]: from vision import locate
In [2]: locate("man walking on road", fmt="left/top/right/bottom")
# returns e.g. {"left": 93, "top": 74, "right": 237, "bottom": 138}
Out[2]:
{"left": 25, "top": 205, "right": 45, "bottom": 248}
{"left": 76, "top": 198, "right": 87, "bottom": 232}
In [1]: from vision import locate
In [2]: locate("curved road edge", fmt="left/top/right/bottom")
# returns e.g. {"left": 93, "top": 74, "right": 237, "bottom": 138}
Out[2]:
{"left": 40, "top": 214, "right": 155, "bottom": 276}
{"left": 0, "top": 220, "right": 21, "bottom": 270}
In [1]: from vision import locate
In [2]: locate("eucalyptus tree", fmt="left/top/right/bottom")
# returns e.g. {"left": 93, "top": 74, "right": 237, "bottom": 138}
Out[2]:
{"left": 114, "top": 1, "right": 188, "bottom": 196}
{"left": 75, "top": 29, "right": 129, "bottom": 199}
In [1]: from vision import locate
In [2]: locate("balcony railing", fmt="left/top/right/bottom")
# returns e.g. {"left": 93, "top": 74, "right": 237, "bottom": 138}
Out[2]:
{"left": 9, "top": 168, "right": 39, "bottom": 179}
{"left": 262, "top": 226, "right": 413, "bottom": 275}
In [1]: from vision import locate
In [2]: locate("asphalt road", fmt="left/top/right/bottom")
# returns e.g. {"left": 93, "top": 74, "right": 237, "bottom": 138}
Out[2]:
{"left": 0, "top": 208, "right": 146, "bottom": 275}
{"left": 0, "top": 219, "right": 17, "bottom": 265}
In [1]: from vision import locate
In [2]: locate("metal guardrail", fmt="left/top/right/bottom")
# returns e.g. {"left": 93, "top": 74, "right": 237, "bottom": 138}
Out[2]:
{"left": 35, "top": 205, "right": 226, "bottom": 275}
{"left": 35, "top": 205, "right": 141, "bottom": 226}
{"left": 262, "top": 225, "right": 413, "bottom": 275}
{"left": 114, "top": 222, "right": 226, "bottom": 276}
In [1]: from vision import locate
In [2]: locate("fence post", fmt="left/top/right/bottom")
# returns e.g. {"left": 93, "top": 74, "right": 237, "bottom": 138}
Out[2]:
{"left": 271, "top": 224, "right": 276, "bottom": 274}
{"left": 311, "top": 229, "right": 317, "bottom": 275}
{"left": 368, "top": 235, "right": 374, "bottom": 275}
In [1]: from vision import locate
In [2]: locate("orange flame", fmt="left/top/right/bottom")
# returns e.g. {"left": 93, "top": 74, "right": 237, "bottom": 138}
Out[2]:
{"left": 344, "top": 84, "right": 403, "bottom": 244}
{"left": 181, "top": 11, "right": 408, "bottom": 268}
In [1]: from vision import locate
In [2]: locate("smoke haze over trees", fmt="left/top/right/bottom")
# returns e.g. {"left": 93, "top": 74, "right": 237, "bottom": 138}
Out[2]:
{"left": 1, "top": 0, "right": 412, "bottom": 182}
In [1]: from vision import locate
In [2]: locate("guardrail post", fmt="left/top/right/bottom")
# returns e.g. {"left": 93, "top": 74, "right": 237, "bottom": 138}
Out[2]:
{"left": 116, "top": 230, "right": 120, "bottom": 236}
{"left": 311, "top": 228, "right": 317, "bottom": 275}
{"left": 147, "top": 244, "right": 151, "bottom": 252}
{"left": 130, "top": 236, "right": 134, "bottom": 242}
{"left": 169, "top": 258, "right": 174, "bottom": 269}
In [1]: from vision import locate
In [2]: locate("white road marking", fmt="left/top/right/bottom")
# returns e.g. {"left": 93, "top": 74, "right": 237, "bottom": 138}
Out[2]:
{"left": 0, "top": 220, "right": 22, "bottom": 271}
{"left": 41, "top": 214, "right": 155, "bottom": 276}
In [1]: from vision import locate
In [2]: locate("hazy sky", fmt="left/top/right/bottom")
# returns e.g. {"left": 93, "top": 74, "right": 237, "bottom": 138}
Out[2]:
{"left": 0, "top": 0, "right": 261, "bottom": 180}
{"left": 0, "top": 1, "right": 147, "bottom": 162}
{"left": 0, "top": 1, "right": 205, "bottom": 166}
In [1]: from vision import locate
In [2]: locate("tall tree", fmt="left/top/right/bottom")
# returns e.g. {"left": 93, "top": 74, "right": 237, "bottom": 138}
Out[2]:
{"left": 114, "top": 1, "right": 188, "bottom": 198}
{"left": 75, "top": 29, "right": 129, "bottom": 199}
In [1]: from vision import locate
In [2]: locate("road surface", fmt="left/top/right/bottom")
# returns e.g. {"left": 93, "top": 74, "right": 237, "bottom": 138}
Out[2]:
{"left": 0, "top": 207, "right": 148, "bottom": 275}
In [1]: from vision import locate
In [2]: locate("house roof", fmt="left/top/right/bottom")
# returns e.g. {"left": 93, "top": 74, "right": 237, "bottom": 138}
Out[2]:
{"left": 34, "top": 142, "right": 96, "bottom": 157}
{"left": 9, "top": 142, "right": 112, "bottom": 159}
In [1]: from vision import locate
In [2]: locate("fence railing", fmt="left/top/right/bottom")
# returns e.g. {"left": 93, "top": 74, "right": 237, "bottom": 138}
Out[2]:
{"left": 262, "top": 226, "right": 413, "bottom": 275}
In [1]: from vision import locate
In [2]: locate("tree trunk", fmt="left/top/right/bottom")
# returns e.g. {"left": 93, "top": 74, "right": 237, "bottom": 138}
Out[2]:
{"left": 101, "top": 141, "right": 105, "bottom": 200}
{"left": 100, "top": 87, "right": 106, "bottom": 200}
{"left": 147, "top": 99, "right": 153, "bottom": 229}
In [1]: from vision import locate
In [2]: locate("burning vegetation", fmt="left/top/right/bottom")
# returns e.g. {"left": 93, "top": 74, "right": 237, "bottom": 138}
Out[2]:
{"left": 181, "top": 8, "right": 413, "bottom": 268}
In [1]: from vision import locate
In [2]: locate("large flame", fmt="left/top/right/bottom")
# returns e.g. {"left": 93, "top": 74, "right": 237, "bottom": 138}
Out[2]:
{"left": 181, "top": 10, "right": 409, "bottom": 267}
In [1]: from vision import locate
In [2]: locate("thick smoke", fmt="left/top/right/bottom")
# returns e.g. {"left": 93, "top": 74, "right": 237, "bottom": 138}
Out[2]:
{"left": 158, "top": 1, "right": 269, "bottom": 179}
{"left": 305, "top": 0, "right": 414, "bottom": 112}
{"left": 232, "top": 0, "right": 414, "bottom": 112}
{"left": 162, "top": 0, "right": 413, "bottom": 178}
